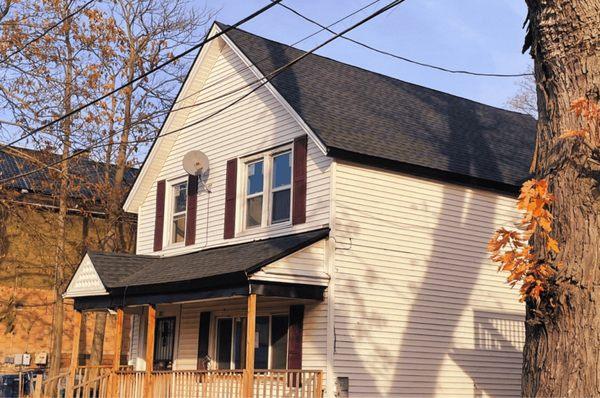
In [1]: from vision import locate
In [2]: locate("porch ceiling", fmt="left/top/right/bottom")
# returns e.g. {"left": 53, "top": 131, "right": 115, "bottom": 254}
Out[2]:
{"left": 68, "top": 228, "right": 329, "bottom": 310}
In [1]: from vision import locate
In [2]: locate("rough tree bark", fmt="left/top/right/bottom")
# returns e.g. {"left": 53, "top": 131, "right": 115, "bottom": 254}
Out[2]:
{"left": 522, "top": 1, "right": 600, "bottom": 396}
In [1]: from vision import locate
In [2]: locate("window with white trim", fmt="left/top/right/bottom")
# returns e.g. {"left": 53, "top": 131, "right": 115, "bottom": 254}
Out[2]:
{"left": 215, "top": 314, "right": 289, "bottom": 370}
{"left": 242, "top": 147, "right": 292, "bottom": 230}
{"left": 169, "top": 180, "right": 187, "bottom": 244}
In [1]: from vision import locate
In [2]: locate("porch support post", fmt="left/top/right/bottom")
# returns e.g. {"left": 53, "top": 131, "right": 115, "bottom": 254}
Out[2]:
{"left": 109, "top": 308, "right": 124, "bottom": 397}
{"left": 144, "top": 304, "right": 156, "bottom": 398}
{"left": 66, "top": 309, "right": 83, "bottom": 397}
{"left": 244, "top": 294, "right": 257, "bottom": 398}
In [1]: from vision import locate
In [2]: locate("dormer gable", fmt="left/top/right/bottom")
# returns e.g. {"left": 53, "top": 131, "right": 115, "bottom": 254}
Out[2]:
{"left": 126, "top": 23, "right": 331, "bottom": 256}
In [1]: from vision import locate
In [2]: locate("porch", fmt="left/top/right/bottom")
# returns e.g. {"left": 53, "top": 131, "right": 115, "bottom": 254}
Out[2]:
{"left": 53, "top": 229, "right": 330, "bottom": 397}
{"left": 52, "top": 294, "right": 325, "bottom": 398}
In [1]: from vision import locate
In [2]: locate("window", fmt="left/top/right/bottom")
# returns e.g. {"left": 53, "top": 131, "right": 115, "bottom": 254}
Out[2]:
{"left": 153, "top": 317, "right": 176, "bottom": 370}
{"left": 170, "top": 181, "right": 187, "bottom": 244}
{"left": 215, "top": 315, "right": 289, "bottom": 370}
{"left": 242, "top": 147, "right": 292, "bottom": 230}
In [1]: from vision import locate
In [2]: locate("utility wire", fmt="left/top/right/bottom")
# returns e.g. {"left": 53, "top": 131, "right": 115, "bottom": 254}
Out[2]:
{"left": 0, "top": 0, "right": 96, "bottom": 65}
{"left": 276, "top": 1, "right": 532, "bottom": 78}
{"left": 0, "top": 0, "right": 283, "bottom": 152}
{"left": 0, "top": 0, "right": 385, "bottom": 165}
{"left": 0, "top": 0, "right": 407, "bottom": 186}
{"left": 191, "top": 0, "right": 384, "bottom": 100}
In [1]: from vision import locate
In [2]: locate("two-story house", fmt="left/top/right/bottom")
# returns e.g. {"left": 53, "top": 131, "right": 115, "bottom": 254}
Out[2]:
{"left": 64, "top": 22, "right": 536, "bottom": 398}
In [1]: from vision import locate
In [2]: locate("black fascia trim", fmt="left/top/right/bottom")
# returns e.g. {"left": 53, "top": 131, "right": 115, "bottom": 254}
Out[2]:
{"left": 74, "top": 281, "right": 325, "bottom": 310}
{"left": 249, "top": 281, "right": 325, "bottom": 300}
{"left": 74, "top": 283, "right": 249, "bottom": 311}
{"left": 328, "top": 147, "right": 524, "bottom": 196}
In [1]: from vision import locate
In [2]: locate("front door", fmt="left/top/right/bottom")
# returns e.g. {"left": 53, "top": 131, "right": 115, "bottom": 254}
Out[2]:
{"left": 153, "top": 317, "right": 176, "bottom": 370}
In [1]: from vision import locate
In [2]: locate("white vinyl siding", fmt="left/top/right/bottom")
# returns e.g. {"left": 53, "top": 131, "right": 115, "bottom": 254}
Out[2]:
{"left": 136, "top": 41, "right": 330, "bottom": 256}
{"left": 250, "top": 240, "right": 329, "bottom": 286}
{"left": 331, "top": 161, "right": 524, "bottom": 397}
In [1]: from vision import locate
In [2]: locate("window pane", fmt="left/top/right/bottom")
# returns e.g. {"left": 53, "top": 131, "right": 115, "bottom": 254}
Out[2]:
{"left": 216, "top": 319, "right": 233, "bottom": 369}
{"left": 272, "top": 152, "right": 291, "bottom": 188}
{"left": 153, "top": 318, "right": 175, "bottom": 371}
{"left": 254, "top": 316, "right": 269, "bottom": 369}
{"left": 172, "top": 214, "right": 185, "bottom": 243}
{"left": 247, "top": 161, "right": 264, "bottom": 195}
{"left": 246, "top": 196, "right": 263, "bottom": 228}
{"left": 173, "top": 183, "right": 187, "bottom": 213}
{"left": 233, "top": 318, "right": 246, "bottom": 370}
{"left": 271, "top": 315, "right": 288, "bottom": 369}
{"left": 271, "top": 189, "right": 290, "bottom": 223}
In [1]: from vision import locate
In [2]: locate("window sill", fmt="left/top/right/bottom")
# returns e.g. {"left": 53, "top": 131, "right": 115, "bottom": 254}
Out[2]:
{"left": 236, "top": 221, "right": 292, "bottom": 238}
{"left": 163, "top": 242, "right": 186, "bottom": 251}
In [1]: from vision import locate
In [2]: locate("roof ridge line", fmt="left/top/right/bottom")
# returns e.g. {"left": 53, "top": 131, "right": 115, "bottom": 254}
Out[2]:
{"left": 215, "top": 21, "right": 535, "bottom": 118}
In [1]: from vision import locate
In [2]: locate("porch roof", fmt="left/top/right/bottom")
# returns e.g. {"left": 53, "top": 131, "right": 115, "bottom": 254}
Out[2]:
{"left": 67, "top": 228, "right": 329, "bottom": 310}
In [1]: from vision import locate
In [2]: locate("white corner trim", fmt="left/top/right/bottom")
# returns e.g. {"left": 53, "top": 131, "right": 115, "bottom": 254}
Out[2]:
{"left": 218, "top": 28, "right": 328, "bottom": 156}
{"left": 63, "top": 254, "right": 108, "bottom": 298}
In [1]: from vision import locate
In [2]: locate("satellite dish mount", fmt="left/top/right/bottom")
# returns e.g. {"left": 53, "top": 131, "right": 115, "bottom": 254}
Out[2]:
{"left": 182, "top": 150, "right": 211, "bottom": 192}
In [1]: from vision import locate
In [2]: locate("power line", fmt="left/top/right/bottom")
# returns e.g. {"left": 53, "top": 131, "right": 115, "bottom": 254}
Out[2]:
{"left": 0, "top": 0, "right": 284, "bottom": 152}
{"left": 276, "top": 1, "right": 533, "bottom": 78}
{"left": 0, "top": 0, "right": 385, "bottom": 157}
{"left": 0, "top": 0, "right": 96, "bottom": 65}
{"left": 0, "top": 0, "right": 407, "bottom": 186}
{"left": 193, "top": 0, "right": 384, "bottom": 99}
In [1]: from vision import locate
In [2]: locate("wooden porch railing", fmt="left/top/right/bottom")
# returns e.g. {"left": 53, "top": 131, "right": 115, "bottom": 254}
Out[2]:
{"left": 253, "top": 370, "right": 323, "bottom": 398}
{"left": 34, "top": 367, "right": 323, "bottom": 398}
{"left": 113, "top": 369, "right": 322, "bottom": 398}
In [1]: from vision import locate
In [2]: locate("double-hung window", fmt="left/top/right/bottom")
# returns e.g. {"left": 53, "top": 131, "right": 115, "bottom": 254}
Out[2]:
{"left": 170, "top": 180, "right": 187, "bottom": 244}
{"left": 242, "top": 147, "right": 292, "bottom": 230}
{"left": 215, "top": 314, "right": 289, "bottom": 370}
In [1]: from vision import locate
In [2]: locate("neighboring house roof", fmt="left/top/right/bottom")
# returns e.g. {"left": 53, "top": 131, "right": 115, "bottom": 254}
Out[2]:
{"left": 74, "top": 228, "right": 329, "bottom": 295}
{"left": 0, "top": 146, "right": 138, "bottom": 202}
{"left": 217, "top": 22, "right": 537, "bottom": 188}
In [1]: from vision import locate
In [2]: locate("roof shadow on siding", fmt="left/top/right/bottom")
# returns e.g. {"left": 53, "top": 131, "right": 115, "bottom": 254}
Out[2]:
{"left": 387, "top": 99, "right": 504, "bottom": 395}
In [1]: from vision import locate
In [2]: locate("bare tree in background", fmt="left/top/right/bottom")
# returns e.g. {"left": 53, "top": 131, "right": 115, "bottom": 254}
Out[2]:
{"left": 0, "top": 0, "right": 213, "bottom": 376}
{"left": 0, "top": 0, "right": 108, "bottom": 381}
{"left": 507, "top": 66, "right": 538, "bottom": 117}
{"left": 86, "top": 0, "right": 213, "bottom": 368}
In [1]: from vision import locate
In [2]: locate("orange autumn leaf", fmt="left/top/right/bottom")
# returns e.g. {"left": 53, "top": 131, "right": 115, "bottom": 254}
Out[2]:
{"left": 488, "top": 178, "right": 560, "bottom": 302}
{"left": 546, "top": 237, "right": 559, "bottom": 253}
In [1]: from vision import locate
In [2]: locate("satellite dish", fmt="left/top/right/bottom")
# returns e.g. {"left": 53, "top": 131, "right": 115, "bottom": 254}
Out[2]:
{"left": 182, "top": 150, "right": 210, "bottom": 177}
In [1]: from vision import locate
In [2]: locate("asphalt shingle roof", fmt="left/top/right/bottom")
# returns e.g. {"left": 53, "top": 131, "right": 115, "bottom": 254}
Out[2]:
{"left": 0, "top": 146, "right": 137, "bottom": 199}
{"left": 218, "top": 22, "right": 537, "bottom": 187}
{"left": 89, "top": 228, "right": 329, "bottom": 290}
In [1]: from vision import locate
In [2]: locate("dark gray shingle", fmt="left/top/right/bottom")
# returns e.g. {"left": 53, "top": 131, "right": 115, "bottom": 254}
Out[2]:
{"left": 218, "top": 23, "right": 536, "bottom": 187}
{"left": 89, "top": 228, "right": 329, "bottom": 290}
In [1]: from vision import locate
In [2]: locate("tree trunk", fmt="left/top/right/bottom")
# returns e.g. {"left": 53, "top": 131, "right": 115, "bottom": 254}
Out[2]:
{"left": 522, "top": 1, "right": 600, "bottom": 396}
{"left": 48, "top": 1, "right": 74, "bottom": 380}
{"left": 89, "top": 312, "right": 107, "bottom": 366}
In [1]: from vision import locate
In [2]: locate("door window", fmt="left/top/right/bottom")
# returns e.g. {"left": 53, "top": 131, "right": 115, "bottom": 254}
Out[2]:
{"left": 153, "top": 317, "right": 176, "bottom": 370}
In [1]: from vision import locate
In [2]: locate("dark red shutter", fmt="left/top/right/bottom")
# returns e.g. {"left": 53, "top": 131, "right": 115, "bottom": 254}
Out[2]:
{"left": 196, "top": 312, "right": 211, "bottom": 370}
{"left": 153, "top": 179, "right": 166, "bottom": 251}
{"left": 185, "top": 175, "right": 198, "bottom": 246}
{"left": 288, "top": 304, "right": 304, "bottom": 369}
{"left": 223, "top": 159, "right": 237, "bottom": 239}
{"left": 292, "top": 136, "right": 308, "bottom": 225}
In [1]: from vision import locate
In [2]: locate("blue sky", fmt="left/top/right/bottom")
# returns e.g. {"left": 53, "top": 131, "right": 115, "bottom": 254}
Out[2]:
{"left": 204, "top": 0, "right": 532, "bottom": 110}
